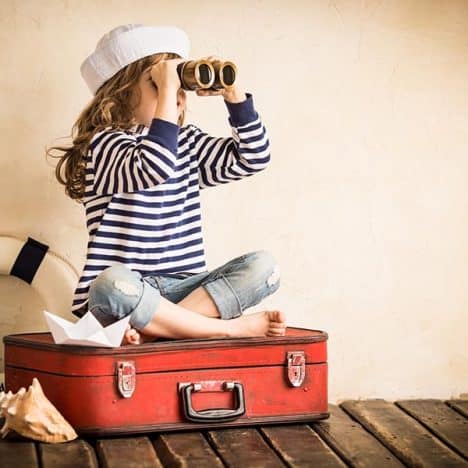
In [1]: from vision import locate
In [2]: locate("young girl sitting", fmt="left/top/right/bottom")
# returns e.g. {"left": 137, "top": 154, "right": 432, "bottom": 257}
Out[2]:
{"left": 48, "top": 23, "right": 286, "bottom": 345}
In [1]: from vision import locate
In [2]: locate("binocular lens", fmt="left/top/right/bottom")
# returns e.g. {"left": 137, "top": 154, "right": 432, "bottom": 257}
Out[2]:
{"left": 177, "top": 59, "right": 237, "bottom": 91}
{"left": 198, "top": 63, "right": 213, "bottom": 86}
{"left": 222, "top": 65, "right": 236, "bottom": 86}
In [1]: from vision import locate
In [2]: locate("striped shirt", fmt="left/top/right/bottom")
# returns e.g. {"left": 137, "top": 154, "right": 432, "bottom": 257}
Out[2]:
{"left": 71, "top": 93, "right": 271, "bottom": 316}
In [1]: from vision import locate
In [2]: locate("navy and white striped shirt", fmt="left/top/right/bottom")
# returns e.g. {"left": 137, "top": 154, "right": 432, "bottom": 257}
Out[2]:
{"left": 71, "top": 93, "right": 271, "bottom": 316}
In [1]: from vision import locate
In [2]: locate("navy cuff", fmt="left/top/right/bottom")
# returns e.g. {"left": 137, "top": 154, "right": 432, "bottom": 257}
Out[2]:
{"left": 224, "top": 92, "right": 258, "bottom": 127}
{"left": 147, "top": 118, "right": 180, "bottom": 154}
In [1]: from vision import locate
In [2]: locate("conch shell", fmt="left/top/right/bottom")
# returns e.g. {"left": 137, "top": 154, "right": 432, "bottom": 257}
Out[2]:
{"left": 0, "top": 378, "right": 77, "bottom": 443}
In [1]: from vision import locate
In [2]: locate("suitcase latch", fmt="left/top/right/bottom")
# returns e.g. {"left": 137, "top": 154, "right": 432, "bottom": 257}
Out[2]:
{"left": 117, "top": 361, "right": 136, "bottom": 398}
{"left": 287, "top": 351, "right": 306, "bottom": 387}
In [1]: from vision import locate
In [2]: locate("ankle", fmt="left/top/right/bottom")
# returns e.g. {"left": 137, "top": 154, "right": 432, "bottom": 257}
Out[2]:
{"left": 224, "top": 318, "right": 241, "bottom": 338}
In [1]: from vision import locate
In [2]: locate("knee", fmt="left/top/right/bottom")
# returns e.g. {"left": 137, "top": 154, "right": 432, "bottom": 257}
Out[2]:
{"left": 88, "top": 264, "right": 143, "bottom": 323}
{"left": 89, "top": 264, "right": 136, "bottom": 299}
{"left": 243, "top": 250, "right": 281, "bottom": 293}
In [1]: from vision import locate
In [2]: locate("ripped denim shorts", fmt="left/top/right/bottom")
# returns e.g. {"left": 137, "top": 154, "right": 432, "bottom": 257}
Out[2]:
{"left": 87, "top": 249, "right": 281, "bottom": 330}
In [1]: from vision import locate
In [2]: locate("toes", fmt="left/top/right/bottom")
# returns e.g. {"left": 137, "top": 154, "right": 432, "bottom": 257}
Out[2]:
{"left": 123, "top": 327, "right": 141, "bottom": 345}
{"left": 269, "top": 322, "right": 285, "bottom": 329}
{"left": 126, "top": 329, "right": 137, "bottom": 339}
{"left": 130, "top": 333, "right": 141, "bottom": 344}
{"left": 267, "top": 329, "right": 286, "bottom": 337}
{"left": 266, "top": 310, "right": 286, "bottom": 337}
{"left": 269, "top": 326, "right": 286, "bottom": 335}
{"left": 276, "top": 310, "right": 286, "bottom": 324}
{"left": 267, "top": 310, "right": 286, "bottom": 325}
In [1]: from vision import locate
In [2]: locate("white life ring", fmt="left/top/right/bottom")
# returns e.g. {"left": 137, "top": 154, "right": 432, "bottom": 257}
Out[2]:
{"left": 0, "top": 235, "right": 80, "bottom": 388}
{"left": 0, "top": 235, "right": 79, "bottom": 319}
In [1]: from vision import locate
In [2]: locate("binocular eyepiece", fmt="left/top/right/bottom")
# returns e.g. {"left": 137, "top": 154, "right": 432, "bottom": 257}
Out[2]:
{"left": 176, "top": 59, "right": 237, "bottom": 91}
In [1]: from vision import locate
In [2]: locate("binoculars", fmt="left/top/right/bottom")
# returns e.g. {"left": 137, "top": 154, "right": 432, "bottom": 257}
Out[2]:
{"left": 176, "top": 59, "right": 237, "bottom": 91}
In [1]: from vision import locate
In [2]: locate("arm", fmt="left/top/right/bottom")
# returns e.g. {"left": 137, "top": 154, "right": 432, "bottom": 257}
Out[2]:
{"left": 88, "top": 64, "right": 184, "bottom": 197}
{"left": 87, "top": 118, "right": 180, "bottom": 196}
{"left": 193, "top": 93, "right": 271, "bottom": 190}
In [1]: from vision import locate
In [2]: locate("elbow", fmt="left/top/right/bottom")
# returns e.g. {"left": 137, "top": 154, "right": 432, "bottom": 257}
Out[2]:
{"left": 257, "top": 153, "right": 271, "bottom": 172}
{"left": 138, "top": 144, "right": 179, "bottom": 183}
{"left": 252, "top": 147, "right": 271, "bottom": 171}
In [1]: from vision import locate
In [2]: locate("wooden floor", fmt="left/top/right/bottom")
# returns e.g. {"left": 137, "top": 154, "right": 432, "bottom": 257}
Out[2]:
{"left": 1, "top": 399, "right": 467, "bottom": 467}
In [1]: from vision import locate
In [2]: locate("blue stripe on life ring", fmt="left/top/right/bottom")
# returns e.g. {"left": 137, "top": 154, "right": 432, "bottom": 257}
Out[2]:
{"left": 10, "top": 237, "right": 49, "bottom": 284}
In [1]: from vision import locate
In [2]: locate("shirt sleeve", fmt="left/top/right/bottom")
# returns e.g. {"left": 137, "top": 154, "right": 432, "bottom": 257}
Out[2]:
{"left": 85, "top": 118, "right": 180, "bottom": 196}
{"left": 191, "top": 93, "right": 271, "bottom": 190}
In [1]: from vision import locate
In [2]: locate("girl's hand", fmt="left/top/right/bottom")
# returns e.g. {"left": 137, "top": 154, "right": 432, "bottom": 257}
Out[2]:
{"left": 150, "top": 58, "right": 185, "bottom": 91}
{"left": 150, "top": 59, "right": 187, "bottom": 125}
{"left": 195, "top": 55, "right": 247, "bottom": 103}
{"left": 197, "top": 86, "right": 247, "bottom": 102}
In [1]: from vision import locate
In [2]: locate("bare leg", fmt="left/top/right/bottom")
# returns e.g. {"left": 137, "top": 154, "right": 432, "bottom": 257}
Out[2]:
{"left": 122, "top": 295, "right": 286, "bottom": 344}
{"left": 177, "top": 287, "right": 285, "bottom": 336}
{"left": 124, "top": 286, "right": 220, "bottom": 344}
{"left": 177, "top": 286, "right": 221, "bottom": 317}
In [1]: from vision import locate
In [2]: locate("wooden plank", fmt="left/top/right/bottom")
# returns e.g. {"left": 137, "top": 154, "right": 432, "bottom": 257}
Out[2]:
{"left": 261, "top": 424, "right": 346, "bottom": 467}
{"left": 153, "top": 431, "right": 223, "bottom": 467}
{"left": 312, "top": 404, "right": 404, "bottom": 467}
{"left": 96, "top": 436, "right": 163, "bottom": 468}
{"left": 447, "top": 400, "right": 468, "bottom": 418}
{"left": 208, "top": 427, "right": 284, "bottom": 467}
{"left": 39, "top": 439, "right": 98, "bottom": 468}
{"left": 341, "top": 399, "right": 467, "bottom": 467}
{"left": 0, "top": 439, "right": 39, "bottom": 468}
{"left": 396, "top": 399, "right": 468, "bottom": 459}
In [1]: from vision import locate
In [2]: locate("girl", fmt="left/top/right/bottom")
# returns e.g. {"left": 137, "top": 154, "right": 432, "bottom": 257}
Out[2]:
{"left": 47, "top": 24, "right": 285, "bottom": 345}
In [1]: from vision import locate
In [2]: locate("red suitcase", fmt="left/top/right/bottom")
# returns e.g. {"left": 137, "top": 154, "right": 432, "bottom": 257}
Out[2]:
{"left": 4, "top": 327, "right": 328, "bottom": 435}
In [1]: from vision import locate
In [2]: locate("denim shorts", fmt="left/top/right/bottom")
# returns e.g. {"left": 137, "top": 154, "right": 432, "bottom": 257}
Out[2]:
{"left": 87, "top": 249, "right": 281, "bottom": 330}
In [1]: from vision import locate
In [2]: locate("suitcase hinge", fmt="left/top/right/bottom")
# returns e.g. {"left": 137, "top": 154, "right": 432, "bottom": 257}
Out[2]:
{"left": 287, "top": 351, "right": 306, "bottom": 387}
{"left": 117, "top": 361, "right": 136, "bottom": 398}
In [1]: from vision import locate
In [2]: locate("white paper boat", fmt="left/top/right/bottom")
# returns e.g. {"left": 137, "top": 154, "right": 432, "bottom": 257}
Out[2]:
{"left": 43, "top": 310, "right": 130, "bottom": 348}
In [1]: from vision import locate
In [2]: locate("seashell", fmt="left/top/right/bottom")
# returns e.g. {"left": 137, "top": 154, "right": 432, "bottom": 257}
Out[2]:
{"left": 0, "top": 378, "right": 77, "bottom": 443}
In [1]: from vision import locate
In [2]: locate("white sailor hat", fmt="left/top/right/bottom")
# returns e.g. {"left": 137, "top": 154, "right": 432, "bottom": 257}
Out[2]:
{"left": 80, "top": 23, "right": 190, "bottom": 95}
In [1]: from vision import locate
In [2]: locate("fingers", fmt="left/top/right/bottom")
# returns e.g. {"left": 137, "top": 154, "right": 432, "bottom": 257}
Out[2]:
{"left": 154, "top": 57, "right": 185, "bottom": 64}
{"left": 167, "top": 58, "right": 186, "bottom": 65}
{"left": 196, "top": 89, "right": 224, "bottom": 97}
{"left": 150, "top": 59, "right": 184, "bottom": 89}
{"left": 199, "top": 55, "right": 222, "bottom": 62}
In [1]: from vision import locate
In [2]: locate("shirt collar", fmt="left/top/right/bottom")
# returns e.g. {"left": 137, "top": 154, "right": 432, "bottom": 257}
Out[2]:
{"left": 129, "top": 123, "right": 148, "bottom": 134}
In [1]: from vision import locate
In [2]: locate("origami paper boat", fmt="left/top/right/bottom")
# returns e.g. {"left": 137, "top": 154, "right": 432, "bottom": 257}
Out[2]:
{"left": 43, "top": 310, "right": 130, "bottom": 348}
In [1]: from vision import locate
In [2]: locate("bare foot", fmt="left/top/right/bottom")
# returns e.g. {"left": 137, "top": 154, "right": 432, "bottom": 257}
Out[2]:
{"left": 229, "top": 310, "right": 286, "bottom": 337}
{"left": 121, "top": 325, "right": 155, "bottom": 345}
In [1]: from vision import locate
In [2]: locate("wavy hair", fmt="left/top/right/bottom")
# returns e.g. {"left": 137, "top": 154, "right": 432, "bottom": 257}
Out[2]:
{"left": 46, "top": 52, "right": 184, "bottom": 203}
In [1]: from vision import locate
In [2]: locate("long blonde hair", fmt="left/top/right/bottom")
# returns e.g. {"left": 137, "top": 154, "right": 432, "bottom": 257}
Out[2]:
{"left": 46, "top": 52, "right": 185, "bottom": 203}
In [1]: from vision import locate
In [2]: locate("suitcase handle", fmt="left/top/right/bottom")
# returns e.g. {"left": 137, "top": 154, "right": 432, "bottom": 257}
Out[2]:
{"left": 180, "top": 381, "right": 246, "bottom": 423}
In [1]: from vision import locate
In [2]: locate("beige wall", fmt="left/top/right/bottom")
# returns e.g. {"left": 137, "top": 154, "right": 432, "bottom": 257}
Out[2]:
{"left": 0, "top": 0, "right": 467, "bottom": 401}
